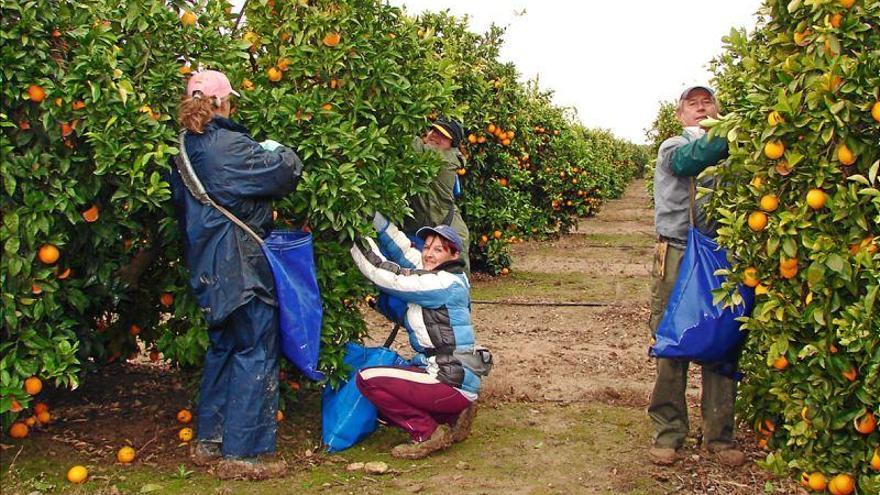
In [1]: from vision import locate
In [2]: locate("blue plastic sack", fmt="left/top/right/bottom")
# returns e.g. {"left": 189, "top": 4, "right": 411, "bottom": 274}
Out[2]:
{"left": 650, "top": 226, "right": 754, "bottom": 363}
{"left": 322, "top": 342, "right": 408, "bottom": 452}
{"left": 261, "top": 230, "right": 325, "bottom": 381}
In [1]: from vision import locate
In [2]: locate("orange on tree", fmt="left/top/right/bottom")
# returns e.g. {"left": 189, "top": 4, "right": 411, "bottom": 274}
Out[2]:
{"left": 129, "top": 324, "right": 141, "bottom": 336}
{"left": 176, "top": 409, "right": 192, "bottom": 424}
{"left": 748, "top": 211, "right": 768, "bottom": 232}
{"left": 742, "top": 267, "right": 760, "bottom": 288}
{"left": 872, "top": 101, "right": 880, "bottom": 123}
{"left": 763, "top": 140, "right": 785, "bottom": 159}
{"left": 34, "top": 402, "right": 48, "bottom": 415}
{"left": 66, "top": 465, "right": 88, "bottom": 484}
{"left": 10, "top": 400, "right": 23, "bottom": 413}
{"left": 267, "top": 66, "right": 282, "bottom": 82}
{"left": 839, "top": 0, "right": 856, "bottom": 7}
{"left": 180, "top": 10, "right": 197, "bottom": 26}
{"left": 807, "top": 472, "right": 827, "bottom": 491}
{"left": 160, "top": 292, "right": 174, "bottom": 308}
{"left": 871, "top": 449, "right": 880, "bottom": 471}
{"left": 854, "top": 411, "right": 876, "bottom": 435}
{"left": 24, "top": 416, "right": 37, "bottom": 427}
{"left": 117, "top": 446, "right": 136, "bottom": 464}
{"left": 772, "top": 355, "right": 789, "bottom": 370}
{"left": 242, "top": 79, "right": 255, "bottom": 91}
{"left": 36, "top": 410, "right": 50, "bottom": 424}
{"left": 71, "top": 100, "right": 86, "bottom": 110}
{"left": 829, "top": 12, "right": 842, "bottom": 28}
{"left": 806, "top": 188, "right": 826, "bottom": 210}
{"left": 322, "top": 32, "right": 341, "bottom": 47}
{"left": 836, "top": 143, "right": 855, "bottom": 166}
{"left": 767, "top": 111, "right": 784, "bottom": 126}
{"left": 759, "top": 194, "right": 779, "bottom": 212}
{"left": 24, "top": 376, "right": 42, "bottom": 395}
{"left": 827, "top": 474, "right": 854, "bottom": 495}
{"left": 81, "top": 204, "right": 99, "bottom": 223}
{"left": 841, "top": 367, "right": 857, "bottom": 381}
{"left": 276, "top": 410, "right": 284, "bottom": 422}
{"left": 27, "top": 84, "right": 46, "bottom": 103}
{"left": 8, "top": 422, "right": 28, "bottom": 439}
{"left": 492, "top": 230, "right": 502, "bottom": 239}
{"left": 37, "top": 244, "right": 60, "bottom": 265}
{"left": 500, "top": 267, "right": 510, "bottom": 276}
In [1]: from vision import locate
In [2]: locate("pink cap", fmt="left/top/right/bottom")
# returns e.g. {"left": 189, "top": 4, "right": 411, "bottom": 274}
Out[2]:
{"left": 186, "top": 70, "right": 240, "bottom": 99}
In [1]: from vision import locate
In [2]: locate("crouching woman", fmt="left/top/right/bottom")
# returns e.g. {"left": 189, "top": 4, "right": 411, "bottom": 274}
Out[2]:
{"left": 348, "top": 213, "right": 492, "bottom": 459}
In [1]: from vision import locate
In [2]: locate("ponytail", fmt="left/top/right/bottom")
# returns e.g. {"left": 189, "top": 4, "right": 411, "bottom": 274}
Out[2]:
{"left": 177, "top": 94, "right": 221, "bottom": 134}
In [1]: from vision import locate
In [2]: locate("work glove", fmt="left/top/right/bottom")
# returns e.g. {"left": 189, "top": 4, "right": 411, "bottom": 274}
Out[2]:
{"left": 372, "top": 211, "right": 390, "bottom": 232}
{"left": 260, "top": 139, "right": 283, "bottom": 151}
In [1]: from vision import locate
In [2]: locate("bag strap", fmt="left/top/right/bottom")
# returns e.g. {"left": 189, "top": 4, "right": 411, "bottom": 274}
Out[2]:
{"left": 688, "top": 178, "right": 697, "bottom": 227}
{"left": 382, "top": 323, "right": 400, "bottom": 348}
{"left": 174, "top": 132, "right": 264, "bottom": 245}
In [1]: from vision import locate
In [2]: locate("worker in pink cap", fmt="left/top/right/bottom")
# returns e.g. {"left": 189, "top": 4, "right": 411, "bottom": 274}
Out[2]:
{"left": 168, "top": 69, "right": 303, "bottom": 479}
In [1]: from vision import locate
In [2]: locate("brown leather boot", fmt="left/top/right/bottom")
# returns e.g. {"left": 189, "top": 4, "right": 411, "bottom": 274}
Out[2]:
{"left": 391, "top": 424, "right": 453, "bottom": 460}
{"left": 648, "top": 446, "right": 679, "bottom": 466}
{"left": 451, "top": 402, "right": 478, "bottom": 443}
{"left": 189, "top": 440, "right": 221, "bottom": 467}
{"left": 708, "top": 444, "right": 746, "bottom": 467}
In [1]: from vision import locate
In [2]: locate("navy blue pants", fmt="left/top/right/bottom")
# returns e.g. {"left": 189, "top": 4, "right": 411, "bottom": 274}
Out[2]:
{"left": 196, "top": 297, "right": 279, "bottom": 458}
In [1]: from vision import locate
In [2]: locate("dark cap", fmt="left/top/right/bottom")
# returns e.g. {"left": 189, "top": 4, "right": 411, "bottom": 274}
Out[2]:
{"left": 430, "top": 118, "right": 464, "bottom": 148}
{"left": 416, "top": 224, "right": 463, "bottom": 252}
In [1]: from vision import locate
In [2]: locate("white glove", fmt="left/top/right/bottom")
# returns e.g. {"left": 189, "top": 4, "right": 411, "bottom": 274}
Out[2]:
{"left": 260, "top": 139, "right": 283, "bottom": 151}
{"left": 373, "top": 212, "right": 390, "bottom": 232}
{"left": 682, "top": 126, "right": 706, "bottom": 142}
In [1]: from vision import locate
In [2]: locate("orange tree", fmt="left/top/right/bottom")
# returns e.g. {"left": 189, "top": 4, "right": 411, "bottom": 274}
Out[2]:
{"left": 0, "top": 0, "right": 241, "bottom": 425}
{"left": 707, "top": 0, "right": 879, "bottom": 491}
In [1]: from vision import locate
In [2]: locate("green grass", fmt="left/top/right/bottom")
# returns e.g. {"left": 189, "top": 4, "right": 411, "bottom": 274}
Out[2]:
{"left": 1, "top": 403, "right": 667, "bottom": 495}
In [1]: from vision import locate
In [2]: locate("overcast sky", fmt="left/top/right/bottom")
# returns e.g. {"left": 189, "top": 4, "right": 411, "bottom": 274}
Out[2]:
{"left": 388, "top": 0, "right": 765, "bottom": 144}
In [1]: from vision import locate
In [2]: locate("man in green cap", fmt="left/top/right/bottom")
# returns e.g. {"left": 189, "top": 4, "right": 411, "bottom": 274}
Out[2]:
{"left": 404, "top": 118, "right": 470, "bottom": 270}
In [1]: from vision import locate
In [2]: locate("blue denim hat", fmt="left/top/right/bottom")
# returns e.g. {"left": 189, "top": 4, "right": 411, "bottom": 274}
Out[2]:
{"left": 416, "top": 225, "right": 462, "bottom": 252}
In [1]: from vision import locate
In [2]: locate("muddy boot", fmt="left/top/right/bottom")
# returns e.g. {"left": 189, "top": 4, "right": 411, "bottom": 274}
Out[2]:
{"left": 190, "top": 440, "right": 221, "bottom": 467}
{"left": 391, "top": 424, "right": 453, "bottom": 460}
{"left": 451, "top": 402, "right": 478, "bottom": 443}
{"left": 648, "top": 446, "right": 679, "bottom": 466}
{"left": 214, "top": 456, "right": 288, "bottom": 480}
{"left": 708, "top": 444, "right": 746, "bottom": 467}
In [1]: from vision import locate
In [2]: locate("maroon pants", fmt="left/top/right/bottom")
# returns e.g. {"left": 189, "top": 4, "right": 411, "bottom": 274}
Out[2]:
{"left": 356, "top": 366, "right": 472, "bottom": 442}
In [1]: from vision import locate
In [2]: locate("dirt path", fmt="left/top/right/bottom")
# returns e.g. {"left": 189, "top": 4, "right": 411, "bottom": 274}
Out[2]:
{"left": 1, "top": 181, "right": 799, "bottom": 495}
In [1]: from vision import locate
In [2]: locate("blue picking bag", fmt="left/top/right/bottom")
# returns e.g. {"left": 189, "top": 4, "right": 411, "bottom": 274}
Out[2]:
{"left": 322, "top": 342, "right": 408, "bottom": 452}
{"left": 262, "top": 230, "right": 325, "bottom": 381}
{"left": 650, "top": 226, "right": 754, "bottom": 363}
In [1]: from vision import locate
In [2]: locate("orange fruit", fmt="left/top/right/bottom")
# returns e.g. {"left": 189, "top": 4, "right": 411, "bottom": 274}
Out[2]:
{"left": 841, "top": 367, "right": 857, "bottom": 381}
{"left": 9, "top": 422, "right": 28, "bottom": 439}
{"left": 321, "top": 103, "right": 333, "bottom": 111}
{"left": 774, "top": 160, "right": 793, "bottom": 176}
{"left": 24, "top": 376, "right": 42, "bottom": 395}
{"left": 767, "top": 111, "right": 784, "bottom": 126}
{"left": 25, "top": 415, "right": 37, "bottom": 427}
{"left": 276, "top": 410, "right": 284, "bottom": 422}
{"left": 870, "top": 449, "right": 880, "bottom": 471}
{"left": 129, "top": 324, "right": 141, "bottom": 336}
{"left": 748, "top": 211, "right": 768, "bottom": 232}
{"left": 178, "top": 427, "right": 193, "bottom": 442}
{"left": 836, "top": 143, "right": 855, "bottom": 166}
{"left": 830, "top": 13, "right": 843, "bottom": 28}
{"left": 31, "top": 283, "right": 43, "bottom": 295}
{"left": 267, "top": 67, "right": 282, "bottom": 82}
{"left": 827, "top": 473, "right": 854, "bottom": 495}
{"left": 71, "top": 100, "right": 86, "bottom": 110}
{"left": 28, "top": 84, "right": 46, "bottom": 103}
{"left": 742, "top": 267, "right": 760, "bottom": 288}
{"left": 477, "top": 135, "right": 486, "bottom": 144}
{"left": 839, "top": 0, "right": 855, "bottom": 8}
{"left": 506, "top": 130, "right": 515, "bottom": 139}
{"left": 829, "top": 343, "right": 839, "bottom": 354}
{"left": 456, "top": 168, "right": 466, "bottom": 176}
{"left": 872, "top": 101, "right": 880, "bottom": 123}
{"left": 500, "top": 267, "right": 510, "bottom": 276}
{"left": 117, "top": 446, "right": 136, "bottom": 463}
{"left": 242, "top": 79, "right": 255, "bottom": 91}
{"left": 179, "top": 65, "right": 192, "bottom": 75}
{"left": 800, "top": 472, "right": 811, "bottom": 488}
{"left": 66, "top": 465, "right": 88, "bottom": 484}
{"left": 330, "top": 78, "right": 339, "bottom": 89}
{"left": 277, "top": 57, "right": 291, "bottom": 71}
{"left": 501, "top": 138, "right": 511, "bottom": 146}
{"left": 10, "top": 400, "right": 23, "bottom": 413}
{"left": 287, "top": 380, "right": 300, "bottom": 391}
{"left": 467, "top": 134, "right": 477, "bottom": 144}
{"left": 498, "top": 178, "right": 508, "bottom": 187}
{"left": 160, "top": 292, "right": 174, "bottom": 308}
{"left": 759, "top": 194, "right": 779, "bottom": 212}
{"left": 806, "top": 189, "right": 826, "bottom": 210}
{"left": 763, "top": 140, "right": 785, "bottom": 159}
{"left": 807, "top": 472, "right": 827, "bottom": 491}
{"left": 34, "top": 402, "right": 48, "bottom": 415}
{"left": 772, "top": 355, "right": 789, "bottom": 370}
{"left": 60, "top": 121, "right": 74, "bottom": 136}
{"left": 493, "top": 230, "right": 502, "bottom": 240}
{"left": 486, "top": 124, "right": 496, "bottom": 134}
{"left": 854, "top": 411, "right": 876, "bottom": 434}
{"left": 36, "top": 410, "right": 50, "bottom": 424}
{"left": 180, "top": 10, "right": 197, "bottom": 26}
{"left": 793, "top": 29, "right": 811, "bottom": 46}
{"left": 322, "top": 32, "right": 341, "bottom": 47}
{"left": 38, "top": 244, "right": 60, "bottom": 265}
{"left": 149, "top": 350, "right": 160, "bottom": 362}
{"left": 177, "top": 409, "right": 192, "bottom": 424}
{"left": 479, "top": 235, "right": 489, "bottom": 245}
{"left": 81, "top": 204, "right": 99, "bottom": 223}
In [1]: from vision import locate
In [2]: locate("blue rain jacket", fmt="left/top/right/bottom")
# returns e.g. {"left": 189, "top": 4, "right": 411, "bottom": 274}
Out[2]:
{"left": 168, "top": 117, "right": 303, "bottom": 327}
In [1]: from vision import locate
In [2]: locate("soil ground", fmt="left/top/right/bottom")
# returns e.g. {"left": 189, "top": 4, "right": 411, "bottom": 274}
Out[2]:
{"left": 1, "top": 180, "right": 803, "bottom": 494}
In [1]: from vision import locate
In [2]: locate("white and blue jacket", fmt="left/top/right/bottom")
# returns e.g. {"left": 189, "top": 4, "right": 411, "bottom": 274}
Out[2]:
{"left": 349, "top": 216, "right": 482, "bottom": 398}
